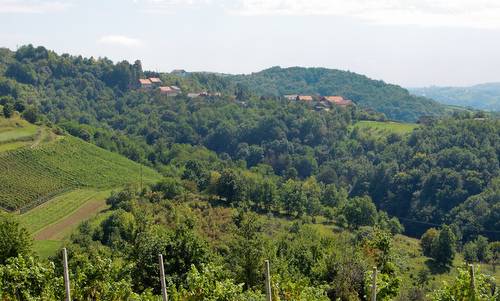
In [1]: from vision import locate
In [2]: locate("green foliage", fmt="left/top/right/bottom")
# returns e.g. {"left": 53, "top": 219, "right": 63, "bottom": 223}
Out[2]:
{"left": 2, "top": 102, "right": 13, "bottom": 118}
{"left": 421, "top": 228, "right": 439, "bottom": 257}
{"left": 430, "top": 265, "right": 500, "bottom": 301}
{"left": 216, "top": 169, "right": 246, "bottom": 205}
{"left": 422, "top": 226, "right": 457, "bottom": 267}
{"left": 131, "top": 222, "right": 211, "bottom": 292}
{"left": 68, "top": 252, "right": 137, "bottom": 300}
{"left": 489, "top": 242, "right": 500, "bottom": 271}
{"left": 342, "top": 196, "right": 378, "bottom": 229}
{"left": 228, "top": 211, "right": 267, "bottom": 290}
{"left": 0, "top": 214, "right": 32, "bottom": 264}
{"left": 152, "top": 177, "right": 186, "bottom": 200}
{"left": 0, "top": 256, "right": 62, "bottom": 300}
{"left": 21, "top": 106, "right": 39, "bottom": 123}
{"left": 174, "top": 264, "right": 245, "bottom": 301}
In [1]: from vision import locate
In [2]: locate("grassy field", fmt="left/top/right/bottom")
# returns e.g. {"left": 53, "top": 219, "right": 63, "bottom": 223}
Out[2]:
{"left": 393, "top": 234, "right": 500, "bottom": 287}
{"left": 19, "top": 189, "right": 113, "bottom": 257}
{"left": 0, "top": 134, "right": 161, "bottom": 210}
{"left": 20, "top": 189, "right": 111, "bottom": 234}
{"left": 0, "top": 115, "right": 39, "bottom": 151}
{"left": 353, "top": 120, "right": 418, "bottom": 136}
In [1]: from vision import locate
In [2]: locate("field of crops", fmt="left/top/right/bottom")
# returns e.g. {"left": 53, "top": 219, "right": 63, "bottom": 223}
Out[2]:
{"left": 0, "top": 136, "right": 161, "bottom": 211}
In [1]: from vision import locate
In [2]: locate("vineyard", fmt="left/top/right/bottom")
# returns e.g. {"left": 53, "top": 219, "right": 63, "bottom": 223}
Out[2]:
{"left": 0, "top": 136, "right": 161, "bottom": 211}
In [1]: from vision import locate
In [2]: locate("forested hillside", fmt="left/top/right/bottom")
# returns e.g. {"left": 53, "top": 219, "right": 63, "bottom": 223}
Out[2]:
{"left": 410, "top": 83, "right": 500, "bottom": 111}
{"left": 0, "top": 45, "right": 498, "bottom": 241}
{"left": 229, "top": 66, "right": 447, "bottom": 122}
{"left": 0, "top": 45, "right": 499, "bottom": 300}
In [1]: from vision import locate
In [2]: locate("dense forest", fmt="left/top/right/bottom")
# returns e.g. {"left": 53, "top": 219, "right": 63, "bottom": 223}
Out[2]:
{"left": 0, "top": 45, "right": 499, "bottom": 300}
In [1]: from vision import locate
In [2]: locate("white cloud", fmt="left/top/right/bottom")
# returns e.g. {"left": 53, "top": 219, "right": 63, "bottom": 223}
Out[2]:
{"left": 98, "top": 35, "right": 143, "bottom": 48}
{"left": 0, "top": 0, "right": 70, "bottom": 13}
{"left": 134, "top": 0, "right": 212, "bottom": 14}
{"left": 131, "top": 0, "right": 500, "bottom": 28}
{"left": 226, "top": 0, "right": 500, "bottom": 29}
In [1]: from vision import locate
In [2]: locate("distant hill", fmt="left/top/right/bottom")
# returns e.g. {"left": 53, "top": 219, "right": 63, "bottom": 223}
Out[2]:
{"left": 409, "top": 83, "right": 500, "bottom": 111}
{"left": 228, "top": 66, "right": 447, "bottom": 122}
{"left": 0, "top": 116, "right": 161, "bottom": 211}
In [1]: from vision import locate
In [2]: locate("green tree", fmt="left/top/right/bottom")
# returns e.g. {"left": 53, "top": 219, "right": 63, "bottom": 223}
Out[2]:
{"left": 131, "top": 223, "right": 211, "bottom": 292}
{"left": 21, "top": 106, "right": 39, "bottom": 123}
{"left": 2, "top": 102, "right": 14, "bottom": 118}
{"left": 281, "top": 179, "right": 307, "bottom": 216}
{"left": 431, "top": 225, "right": 456, "bottom": 267}
{"left": 342, "top": 196, "right": 378, "bottom": 229}
{"left": 228, "top": 211, "right": 266, "bottom": 290}
{"left": 182, "top": 159, "right": 210, "bottom": 191}
{"left": 235, "top": 83, "right": 251, "bottom": 101}
{"left": 216, "top": 169, "right": 246, "bottom": 205}
{"left": 474, "top": 235, "right": 491, "bottom": 263}
{"left": 463, "top": 241, "right": 478, "bottom": 263}
{"left": 0, "top": 214, "right": 32, "bottom": 264}
{"left": 488, "top": 241, "right": 500, "bottom": 271}
{"left": 5, "top": 61, "right": 37, "bottom": 84}
{"left": 421, "top": 228, "right": 439, "bottom": 257}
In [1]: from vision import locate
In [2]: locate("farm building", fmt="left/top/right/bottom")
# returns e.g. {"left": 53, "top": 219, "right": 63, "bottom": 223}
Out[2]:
{"left": 284, "top": 95, "right": 298, "bottom": 101}
{"left": 297, "top": 95, "right": 314, "bottom": 102}
{"left": 321, "top": 96, "right": 354, "bottom": 107}
{"left": 159, "top": 86, "right": 179, "bottom": 96}
{"left": 139, "top": 79, "right": 152, "bottom": 89}
{"left": 149, "top": 77, "right": 162, "bottom": 86}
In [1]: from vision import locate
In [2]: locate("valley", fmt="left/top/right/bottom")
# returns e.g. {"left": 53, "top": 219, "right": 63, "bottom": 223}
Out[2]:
{"left": 0, "top": 45, "right": 498, "bottom": 300}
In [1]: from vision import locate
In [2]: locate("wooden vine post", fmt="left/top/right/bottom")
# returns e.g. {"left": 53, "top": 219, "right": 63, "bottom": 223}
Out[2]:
{"left": 159, "top": 254, "right": 169, "bottom": 301}
{"left": 469, "top": 264, "right": 476, "bottom": 301}
{"left": 62, "top": 248, "right": 71, "bottom": 301}
{"left": 265, "top": 260, "right": 272, "bottom": 301}
{"left": 371, "top": 266, "right": 378, "bottom": 301}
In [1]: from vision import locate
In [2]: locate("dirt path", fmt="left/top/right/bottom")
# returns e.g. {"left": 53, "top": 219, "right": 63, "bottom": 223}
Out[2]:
{"left": 30, "top": 127, "right": 46, "bottom": 148}
{"left": 34, "top": 198, "right": 107, "bottom": 240}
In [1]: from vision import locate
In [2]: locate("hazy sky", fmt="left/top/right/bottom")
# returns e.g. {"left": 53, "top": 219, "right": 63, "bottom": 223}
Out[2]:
{"left": 1, "top": 0, "right": 500, "bottom": 87}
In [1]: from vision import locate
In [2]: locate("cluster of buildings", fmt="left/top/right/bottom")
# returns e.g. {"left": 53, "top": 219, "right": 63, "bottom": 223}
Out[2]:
{"left": 138, "top": 77, "right": 353, "bottom": 110}
{"left": 139, "top": 78, "right": 221, "bottom": 98}
{"left": 139, "top": 78, "right": 181, "bottom": 96}
{"left": 284, "top": 94, "right": 354, "bottom": 110}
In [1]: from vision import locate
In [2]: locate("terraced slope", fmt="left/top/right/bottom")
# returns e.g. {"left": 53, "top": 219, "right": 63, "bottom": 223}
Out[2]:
{"left": 0, "top": 134, "right": 161, "bottom": 211}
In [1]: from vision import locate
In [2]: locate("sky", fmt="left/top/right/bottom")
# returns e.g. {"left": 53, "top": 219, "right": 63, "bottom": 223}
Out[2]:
{"left": 1, "top": 0, "right": 500, "bottom": 87}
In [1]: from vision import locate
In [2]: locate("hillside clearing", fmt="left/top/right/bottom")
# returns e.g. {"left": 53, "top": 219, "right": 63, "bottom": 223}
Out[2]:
{"left": 0, "top": 115, "right": 41, "bottom": 151}
{"left": 353, "top": 120, "right": 418, "bottom": 135}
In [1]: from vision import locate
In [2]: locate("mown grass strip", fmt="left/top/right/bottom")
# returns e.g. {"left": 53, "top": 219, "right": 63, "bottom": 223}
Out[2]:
{"left": 19, "top": 189, "right": 111, "bottom": 234}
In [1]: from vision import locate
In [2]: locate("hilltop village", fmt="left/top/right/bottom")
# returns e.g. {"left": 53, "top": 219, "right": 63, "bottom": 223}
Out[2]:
{"left": 138, "top": 76, "right": 354, "bottom": 111}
